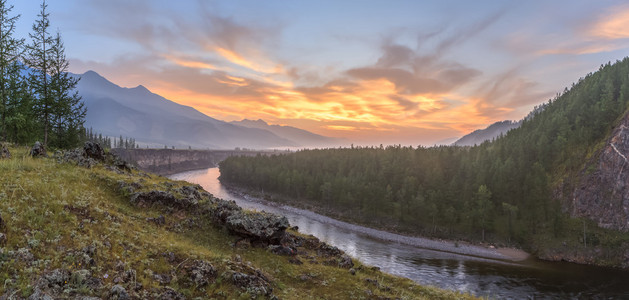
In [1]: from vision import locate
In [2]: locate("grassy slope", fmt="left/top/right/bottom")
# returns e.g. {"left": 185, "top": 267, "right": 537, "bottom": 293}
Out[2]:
{"left": 0, "top": 146, "right": 475, "bottom": 300}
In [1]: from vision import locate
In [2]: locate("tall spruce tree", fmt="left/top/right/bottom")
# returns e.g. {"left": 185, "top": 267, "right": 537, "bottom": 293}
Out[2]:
{"left": 49, "top": 30, "right": 84, "bottom": 147}
{"left": 0, "top": 0, "right": 24, "bottom": 141}
{"left": 25, "top": 0, "right": 53, "bottom": 146}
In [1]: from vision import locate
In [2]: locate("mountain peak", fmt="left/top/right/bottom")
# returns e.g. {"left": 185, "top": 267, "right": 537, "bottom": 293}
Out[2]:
{"left": 81, "top": 70, "right": 107, "bottom": 80}
{"left": 241, "top": 118, "right": 269, "bottom": 126}
{"left": 133, "top": 84, "right": 150, "bottom": 93}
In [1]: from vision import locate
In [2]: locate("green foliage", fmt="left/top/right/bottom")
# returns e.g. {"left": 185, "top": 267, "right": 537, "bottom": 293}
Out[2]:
{"left": 220, "top": 58, "right": 629, "bottom": 246}
{"left": 0, "top": 0, "right": 85, "bottom": 148}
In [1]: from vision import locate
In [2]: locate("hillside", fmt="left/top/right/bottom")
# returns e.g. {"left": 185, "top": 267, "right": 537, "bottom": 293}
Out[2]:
{"left": 75, "top": 71, "right": 297, "bottom": 150}
{"left": 231, "top": 119, "right": 348, "bottom": 148}
{"left": 219, "top": 58, "right": 629, "bottom": 268}
{"left": 0, "top": 144, "right": 471, "bottom": 299}
{"left": 453, "top": 120, "right": 521, "bottom": 146}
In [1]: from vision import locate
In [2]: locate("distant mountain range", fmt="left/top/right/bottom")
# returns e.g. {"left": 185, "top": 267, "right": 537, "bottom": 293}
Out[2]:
{"left": 453, "top": 120, "right": 521, "bottom": 146}
{"left": 231, "top": 119, "right": 348, "bottom": 148}
{"left": 73, "top": 71, "right": 344, "bottom": 149}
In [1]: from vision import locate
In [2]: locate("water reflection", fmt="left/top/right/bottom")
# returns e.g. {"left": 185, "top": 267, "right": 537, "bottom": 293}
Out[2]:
{"left": 170, "top": 168, "right": 629, "bottom": 299}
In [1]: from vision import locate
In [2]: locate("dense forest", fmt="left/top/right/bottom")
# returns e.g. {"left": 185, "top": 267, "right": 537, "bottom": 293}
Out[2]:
{"left": 0, "top": 0, "right": 84, "bottom": 148}
{"left": 220, "top": 58, "right": 629, "bottom": 246}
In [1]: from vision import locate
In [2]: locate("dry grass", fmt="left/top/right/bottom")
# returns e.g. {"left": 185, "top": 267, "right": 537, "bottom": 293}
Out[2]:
{"left": 0, "top": 145, "right": 478, "bottom": 299}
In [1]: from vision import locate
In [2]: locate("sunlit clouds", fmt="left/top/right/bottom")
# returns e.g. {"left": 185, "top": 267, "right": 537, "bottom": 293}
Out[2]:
{"left": 588, "top": 5, "right": 629, "bottom": 40}
{"left": 26, "top": 0, "right": 629, "bottom": 145}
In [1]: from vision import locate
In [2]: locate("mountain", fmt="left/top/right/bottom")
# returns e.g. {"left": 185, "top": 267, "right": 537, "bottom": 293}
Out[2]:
{"left": 231, "top": 119, "right": 349, "bottom": 148}
{"left": 453, "top": 120, "right": 521, "bottom": 146}
{"left": 74, "top": 71, "right": 298, "bottom": 149}
{"left": 454, "top": 104, "right": 547, "bottom": 146}
{"left": 218, "top": 58, "right": 629, "bottom": 268}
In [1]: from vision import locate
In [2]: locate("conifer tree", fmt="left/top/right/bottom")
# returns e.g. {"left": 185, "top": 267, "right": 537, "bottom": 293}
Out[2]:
{"left": 25, "top": 0, "right": 53, "bottom": 146}
{"left": 4, "top": 60, "right": 35, "bottom": 143}
{"left": 0, "top": 0, "right": 24, "bottom": 141}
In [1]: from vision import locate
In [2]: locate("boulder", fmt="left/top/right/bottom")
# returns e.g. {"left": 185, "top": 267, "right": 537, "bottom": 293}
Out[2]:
{"left": 43, "top": 269, "right": 71, "bottom": 290}
{"left": 30, "top": 141, "right": 45, "bottom": 157}
{"left": 231, "top": 271, "right": 273, "bottom": 297}
{"left": 83, "top": 141, "right": 104, "bottom": 161}
{"left": 130, "top": 190, "right": 198, "bottom": 209}
{"left": 153, "top": 273, "right": 172, "bottom": 285}
{"left": 158, "top": 287, "right": 185, "bottom": 300}
{"left": 0, "top": 144, "right": 9, "bottom": 159}
{"left": 27, "top": 287, "right": 54, "bottom": 300}
{"left": 268, "top": 245, "right": 295, "bottom": 256}
{"left": 109, "top": 285, "right": 129, "bottom": 300}
{"left": 55, "top": 148, "right": 98, "bottom": 168}
{"left": 147, "top": 215, "right": 166, "bottom": 226}
{"left": 224, "top": 211, "right": 290, "bottom": 244}
{"left": 212, "top": 200, "right": 243, "bottom": 223}
{"left": 339, "top": 254, "right": 354, "bottom": 269}
{"left": 187, "top": 260, "right": 216, "bottom": 287}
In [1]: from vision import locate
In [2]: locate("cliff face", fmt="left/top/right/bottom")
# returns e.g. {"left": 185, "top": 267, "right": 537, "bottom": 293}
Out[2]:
{"left": 572, "top": 112, "right": 629, "bottom": 231}
{"left": 112, "top": 149, "right": 272, "bottom": 175}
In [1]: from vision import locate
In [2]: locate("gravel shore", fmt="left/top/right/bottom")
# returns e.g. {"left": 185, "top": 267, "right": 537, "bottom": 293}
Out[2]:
{"left": 228, "top": 187, "right": 530, "bottom": 262}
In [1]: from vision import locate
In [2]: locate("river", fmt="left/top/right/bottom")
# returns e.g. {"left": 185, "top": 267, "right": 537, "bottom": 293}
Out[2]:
{"left": 170, "top": 167, "right": 629, "bottom": 299}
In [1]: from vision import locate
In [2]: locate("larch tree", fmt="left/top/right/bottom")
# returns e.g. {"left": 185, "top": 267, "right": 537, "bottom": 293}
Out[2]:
{"left": 0, "top": 0, "right": 24, "bottom": 141}
{"left": 25, "top": 0, "right": 53, "bottom": 146}
{"left": 49, "top": 30, "right": 84, "bottom": 148}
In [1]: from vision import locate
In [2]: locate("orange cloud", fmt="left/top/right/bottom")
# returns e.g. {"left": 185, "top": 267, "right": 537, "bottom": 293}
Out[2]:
{"left": 588, "top": 6, "right": 629, "bottom": 39}
{"left": 163, "top": 55, "right": 217, "bottom": 70}
{"left": 214, "top": 47, "right": 283, "bottom": 74}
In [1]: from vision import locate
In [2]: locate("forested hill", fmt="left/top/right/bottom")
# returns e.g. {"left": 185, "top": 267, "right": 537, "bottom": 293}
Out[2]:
{"left": 219, "top": 58, "right": 629, "bottom": 268}
{"left": 453, "top": 120, "right": 521, "bottom": 146}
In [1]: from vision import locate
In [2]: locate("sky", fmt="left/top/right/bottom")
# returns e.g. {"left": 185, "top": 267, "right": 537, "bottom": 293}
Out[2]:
{"left": 10, "top": 0, "right": 629, "bottom": 145}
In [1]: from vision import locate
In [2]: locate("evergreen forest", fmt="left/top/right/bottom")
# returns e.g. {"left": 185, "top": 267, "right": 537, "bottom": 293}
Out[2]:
{"left": 220, "top": 58, "right": 629, "bottom": 247}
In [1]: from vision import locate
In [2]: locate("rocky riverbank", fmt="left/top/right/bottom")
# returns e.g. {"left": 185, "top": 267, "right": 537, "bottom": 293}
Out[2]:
{"left": 221, "top": 184, "right": 531, "bottom": 263}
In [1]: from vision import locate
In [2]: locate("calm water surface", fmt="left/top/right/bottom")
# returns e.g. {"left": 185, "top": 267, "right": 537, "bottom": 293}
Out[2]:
{"left": 170, "top": 168, "right": 629, "bottom": 299}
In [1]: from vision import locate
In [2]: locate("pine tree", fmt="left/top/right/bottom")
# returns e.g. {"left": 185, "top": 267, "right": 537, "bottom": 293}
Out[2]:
{"left": 0, "top": 0, "right": 24, "bottom": 141}
{"left": 25, "top": 0, "right": 54, "bottom": 146}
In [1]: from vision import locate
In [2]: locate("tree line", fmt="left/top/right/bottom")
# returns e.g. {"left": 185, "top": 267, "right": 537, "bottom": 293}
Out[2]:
{"left": 220, "top": 58, "right": 629, "bottom": 245}
{"left": 0, "top": 0, "right": 84, "bottom": 148}
{"left": 83, "top": 128, "right": 138, "bottom": 150}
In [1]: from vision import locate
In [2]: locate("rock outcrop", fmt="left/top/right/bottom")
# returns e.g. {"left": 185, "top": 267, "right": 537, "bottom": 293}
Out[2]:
{"left": 30, "top": 141, "right": 45, "bottom": 157}
{"left": 572, "top": 113, "right": 629, "bottom": 231}
{"left": 55, "top": 142, "right": 135, "bottom": 172}
{"left": 0, "top": 144, "right": 9, "bottom": 159}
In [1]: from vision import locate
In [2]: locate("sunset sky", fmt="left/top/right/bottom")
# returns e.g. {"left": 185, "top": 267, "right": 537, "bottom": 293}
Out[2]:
{"left": 12, "top": 0, "right": 629, "bottom": 145}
